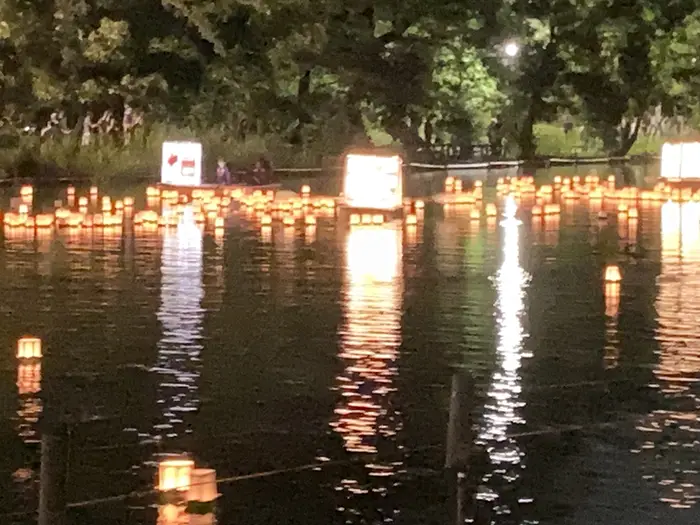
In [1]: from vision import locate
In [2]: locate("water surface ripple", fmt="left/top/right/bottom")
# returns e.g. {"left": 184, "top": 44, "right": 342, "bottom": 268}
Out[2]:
{"left": 0, "top": 188, "right": 698, "bottom": 524}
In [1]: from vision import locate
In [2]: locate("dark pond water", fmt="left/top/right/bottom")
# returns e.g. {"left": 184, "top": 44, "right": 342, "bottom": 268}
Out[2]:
{"left": 1, "top": 162, "right": 699, "bottom": 525}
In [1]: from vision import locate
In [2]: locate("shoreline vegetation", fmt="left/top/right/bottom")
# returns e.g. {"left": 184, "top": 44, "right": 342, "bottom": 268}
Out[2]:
{"left": 3, "top": 0, "right": 700, "bottom": 188}
{"left": 0, "top": 122, "right": 674, "bottom": 185}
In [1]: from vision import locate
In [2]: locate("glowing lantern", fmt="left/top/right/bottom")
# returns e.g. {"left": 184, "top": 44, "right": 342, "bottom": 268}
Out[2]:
{"left": 90, "top": 186, "right": 98, "bottom": 195}
{"left": 470, "top": 209, "right": 480, "bottom": 220}
{"left": 454, "top": 179, "right": 463, "bottom": 192}
{"left": 304, "top": 215, "right": 316, "bottom": 225}
{"left": 17, "top": 337, "right": 41, "bottom": 359}
{"left": 20, "top": 185, "right": 33, "bottom": 197}
{"left": 67, "top": 186, "right": 75, "bottom": 196}
{"left": 158, "top": 459, "right": 194, "bottom": 492}
{"left": 343, "top": 152, "right": 402, "bottom": 210}
{"left": 282, "top": 216, "right": 295, "bottom": 226}
{"left": 78, "top": 197, "right": 88, "bottom": 207}
{"left": 114, "top": 200, "right": 124, "bottom": 211}
{"left": 187, "top": 469, "right": 218, "bottom": 504}
{"left": 628, "top": 207, "right": 638, "bottom": 219}
{"left": 18, "top": 204, "right": 28, "bottom": 215}
{"left": 161, "top": 141, "right": 203, "bottom": 186}
{"left": 485, "top": 203, "right": 497, "bottom": 216}
{"left": 372, "top": 214, "right": 384, "bottom": 224}
{"left": 261, "top": 214, "right": 272, "bottom": 225}
{"left": 214, "top": 217, "right": 224, "bottom": 229}
{"left": 405, "top": 214, "right": 417, "bottom": 225}
{"left": 35, "top": 214, "right": 54, "bottom": 228}
{"left": 544, "top": 203, "right": 561, "bottom": 215}
{"left": 415, "top": 200, "right": 425, "bottom": 209}
{"left": 661, "top": 141, "right": 700, "bottom": 180}
{"left": 350, "top": 214, "right": 360, "bottom": 225}
{"left": 102, "top": 197, "right": 112, "bottom": 212}
{"left": 124, "top": 197, "right": 134, "bottom": 207}
{"left": 604, "top": 265, "right": 622, "bottom": 283}
{"left": 532, "top": 205, "right": 542, "bottom": 216}
{"left": 301, "top": 185, "right": 310, "bottom": 196}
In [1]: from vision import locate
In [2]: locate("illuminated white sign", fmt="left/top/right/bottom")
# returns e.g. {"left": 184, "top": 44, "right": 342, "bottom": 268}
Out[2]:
{"left": 161, "top": 141, "right": 203, "bottom": 186}
{"left": 661, "top": 142, "right": 700, "bottom": 180}
{"left": 343, "top": 154, "right": 402, "bottom": 210}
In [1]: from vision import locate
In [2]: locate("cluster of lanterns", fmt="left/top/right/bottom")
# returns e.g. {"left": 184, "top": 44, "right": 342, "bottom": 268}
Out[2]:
{"left": 157, "top": 458, "right": 218, "bottom": 525}
{"left": 2, "top": 185, "right": 134, "bottom": 230}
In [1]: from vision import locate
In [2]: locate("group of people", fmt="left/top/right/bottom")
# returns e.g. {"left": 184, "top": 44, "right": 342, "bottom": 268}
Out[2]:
{"left": 39, "top": 104, "right": 144, "bottom": 147}
{"left": 216, "top": 156, "right": 274, "bottom": 186}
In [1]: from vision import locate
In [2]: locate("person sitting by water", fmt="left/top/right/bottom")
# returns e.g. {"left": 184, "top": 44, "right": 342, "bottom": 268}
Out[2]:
{"left": 215, "top": 158, "right": 231, "bottom": 185}
{"left": 252, "top": 156, "right": 273, "bottom": 185}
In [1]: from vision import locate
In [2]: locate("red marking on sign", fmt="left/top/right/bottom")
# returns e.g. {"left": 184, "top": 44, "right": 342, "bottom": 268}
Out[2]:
{"left": 182, "top": 160, "right": 195, "bottom": 168}
{"left": 168, "top": 154, "right": 178, "bottom": 166}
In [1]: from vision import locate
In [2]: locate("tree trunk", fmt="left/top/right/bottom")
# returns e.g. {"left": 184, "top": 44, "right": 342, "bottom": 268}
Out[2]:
{"left": 611, "top": 116, "right": 641, "bottom": 157}
{"left": 290, "top": 69, "right": 312, "bottom": 145}
{"left": 518, "top": 102, "right": 538, "bottom": 159}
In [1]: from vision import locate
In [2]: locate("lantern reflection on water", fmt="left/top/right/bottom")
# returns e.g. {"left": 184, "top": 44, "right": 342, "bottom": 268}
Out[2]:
{"left": 330, "top": 222, "right": 403, "bottom": 513}
{"left": 153, "top": 206, "right": 203, "bottom": 441}
{"left": 634, "top": 200, "right": 700, "bottom": 508}
{"left": 476, "top": 197, "right": 531, "bottom": 510}
{"left": 16, "top": 356, "right": 42, "bottom": 444}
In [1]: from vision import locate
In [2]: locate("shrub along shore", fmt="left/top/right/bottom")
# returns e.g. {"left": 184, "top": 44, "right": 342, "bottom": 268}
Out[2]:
{"left": 0, "top": 122, "right": 674, "bottom": 185}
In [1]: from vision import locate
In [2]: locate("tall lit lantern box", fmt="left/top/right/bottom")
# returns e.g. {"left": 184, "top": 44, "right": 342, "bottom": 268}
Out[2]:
{"left": 661, "top": 141, "right": 700, "bottom": 189}
{"left": 160, "top": 141, "right": 203, "bottom": 188}
{"left": 339, "top": 149, "right": 404, "bottom": 223}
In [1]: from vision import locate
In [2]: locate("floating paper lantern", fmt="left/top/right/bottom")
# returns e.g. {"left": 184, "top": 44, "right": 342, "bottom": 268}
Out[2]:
{"left": 158, "top": 459, "right": 194, "bottom": 492}
{"left": 187, "top": 469, "right": 218, "bottom": 504}
{"left": 17, "top": 337, "right": 41, "bottom": 359}
{"left": 343, "top": 152, "right": 402, "bottom": 211}
{"left": 604, "top": 265, "right": 622, "bottom": 283}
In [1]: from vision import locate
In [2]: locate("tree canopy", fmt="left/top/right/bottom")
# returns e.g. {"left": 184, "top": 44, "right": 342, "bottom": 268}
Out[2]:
{"left": 1, "top": 0, "right": 699, "bottom": 158}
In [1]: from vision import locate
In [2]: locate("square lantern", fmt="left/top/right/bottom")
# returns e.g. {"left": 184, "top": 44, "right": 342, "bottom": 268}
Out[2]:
{"left": 161, "top": 142, "right": 203, "bottom": 186}
{"left": 158, "top": 458, "right": 194, "bottom": 492}
{"left": 188, "top": 468, "right": 219, "bottom": 503}
{"left": 661, "top": 142, "right": 700, "bottom": 180}
{"left": 343, "top": 152, "right": 403, "bottom": 211}
{"left": 17, "top": 337, "right": 41, "bottom": 359}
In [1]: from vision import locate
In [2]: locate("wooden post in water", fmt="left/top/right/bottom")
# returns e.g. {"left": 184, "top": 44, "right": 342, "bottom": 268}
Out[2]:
{"left": 39, "top": 418, "right": 69, "bottom": 525}
{"left": 445, "top": 371, "right": 475, "bottom": 525}
{"left": 446, "top": 371, "right": 474, "bottom": 470}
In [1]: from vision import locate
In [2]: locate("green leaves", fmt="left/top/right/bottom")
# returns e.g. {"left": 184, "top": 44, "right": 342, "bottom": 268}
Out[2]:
{"left": 0, "top": 0, "right": 699, "bottom": 157}
{"left": 83, "top": 18, "right": 130, "bottom": 63}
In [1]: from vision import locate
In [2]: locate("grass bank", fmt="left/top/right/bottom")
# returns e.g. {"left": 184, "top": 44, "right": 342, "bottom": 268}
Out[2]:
{"left": 532, "top": 123, "right": 669, "bottom": 157}
{"left": 0, "top": 122, "right": 675, "bottom": 185}
{"left": 0, "top": 124, "right": 331, "bottom": 186}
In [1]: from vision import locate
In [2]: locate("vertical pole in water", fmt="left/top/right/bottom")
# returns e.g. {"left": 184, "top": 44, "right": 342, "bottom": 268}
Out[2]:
{"left": 445, "top": 371, "right": 475, "bottom": 525}
{"left": 39, "top": 419, "right": 69, "bottom": 525}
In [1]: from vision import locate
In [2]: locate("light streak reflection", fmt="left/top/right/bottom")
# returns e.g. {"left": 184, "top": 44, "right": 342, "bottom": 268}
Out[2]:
{"left": 477, "top": 197, "right": 531, "bottom": 510}
{"left": 330, "top": 223, "right": 404, "bottom": 520}
{"left": 635, "top": 200, "right": 700, "bottom": 508}
{"left": 153, "top": 206, "right": 204, "bottom": 440}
